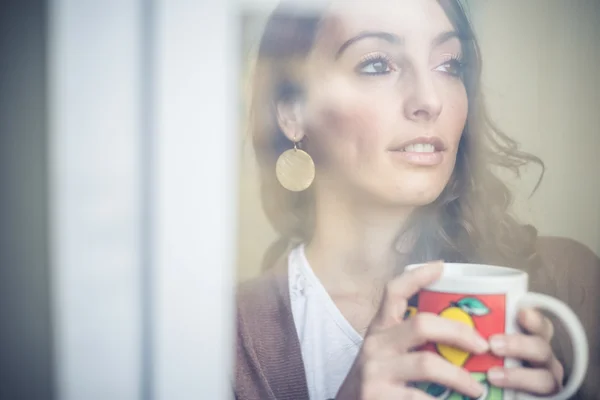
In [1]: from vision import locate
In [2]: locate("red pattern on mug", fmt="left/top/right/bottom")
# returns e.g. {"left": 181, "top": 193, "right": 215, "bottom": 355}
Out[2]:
{"left": 418, "top": 291, "right": 505, "bottom": 372}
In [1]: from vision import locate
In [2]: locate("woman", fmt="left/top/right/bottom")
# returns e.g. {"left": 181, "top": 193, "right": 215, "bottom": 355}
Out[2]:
{"left": 235, "top": 1, "right": 600, "bottom": 399}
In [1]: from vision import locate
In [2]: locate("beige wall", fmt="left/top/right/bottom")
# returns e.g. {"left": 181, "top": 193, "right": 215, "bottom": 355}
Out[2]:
{"left": 237, "top": 0, "right": 600, "bottom": 280}
{"left": 470, "top": 0, "right": 600, "bottom": 256}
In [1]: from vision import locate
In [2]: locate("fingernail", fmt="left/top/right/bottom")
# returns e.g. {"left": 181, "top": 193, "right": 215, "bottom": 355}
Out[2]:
{"left": 473, "top": 382, "right": 486, "bottom": 398}
{"left": 475, "top": 336, "right": 489, "bottom": 353}
{"left": 428, "top": 260, "right": 444, "bottom": 271}
{"left": 521, "top": 308, "right": 534, "bottom": 321}
{"left": 487, "top": 368, "right": 505, "bottom": 384}
{"left": 528, "top": 308, "right": 542, "bottom": 325}
{"left": 489, "top": 335, "right": 506, "bottom": 355}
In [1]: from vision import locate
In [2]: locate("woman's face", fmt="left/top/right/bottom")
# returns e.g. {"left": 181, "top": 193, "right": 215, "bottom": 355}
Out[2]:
{"left": 292, "top": 0, "right": 468, "bottom": 208}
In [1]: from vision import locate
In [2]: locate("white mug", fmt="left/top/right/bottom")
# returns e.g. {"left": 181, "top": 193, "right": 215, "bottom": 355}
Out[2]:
{"left": 404, "top": 262, "right": 589, "bottom": 400}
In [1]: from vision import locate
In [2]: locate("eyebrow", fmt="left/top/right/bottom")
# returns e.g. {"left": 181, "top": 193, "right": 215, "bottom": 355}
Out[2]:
{"left": 335, "top": 29, "right": 462, "bottom": 59}
{"left": 335, "top": 31, "right": 402, "bottom": 59}
{"left": 432, "top": 30, "right": 462, "bottom": 47}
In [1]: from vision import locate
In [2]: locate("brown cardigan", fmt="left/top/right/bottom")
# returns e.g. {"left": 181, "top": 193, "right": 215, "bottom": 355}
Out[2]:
{"left": 234, "top": 237, "right": 600, "bottom": 400}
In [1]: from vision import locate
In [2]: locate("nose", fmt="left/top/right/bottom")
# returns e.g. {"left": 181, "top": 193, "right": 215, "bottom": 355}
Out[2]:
{"left": 402, "top": 71, "right": 443, "bottom": 123}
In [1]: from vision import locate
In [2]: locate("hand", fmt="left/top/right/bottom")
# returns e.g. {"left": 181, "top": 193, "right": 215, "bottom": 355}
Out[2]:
{"left": 335, "top": 262, "right": 490, "bottom": 400}
{"left": 487, "top": 308, "right": 564, "bottom": 396}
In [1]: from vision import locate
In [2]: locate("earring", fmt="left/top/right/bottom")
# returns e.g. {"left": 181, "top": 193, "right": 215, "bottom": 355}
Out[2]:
{"left": 275, "top": 136, "right": 315, "bottom": 192}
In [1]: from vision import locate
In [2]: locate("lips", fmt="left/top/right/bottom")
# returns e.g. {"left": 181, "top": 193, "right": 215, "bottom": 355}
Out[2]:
{"left": 388, "top": 136, "right": 446, "bottom": 153}
{"left": 387, "top": 136, "right": 446, "bottom": 167}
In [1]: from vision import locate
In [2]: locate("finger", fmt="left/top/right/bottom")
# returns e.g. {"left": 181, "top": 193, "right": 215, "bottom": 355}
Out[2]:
{"left": 371, "top": 261, "right": 443, "bottom": 329}
{"left": 489, "top": 334, "right": 553, "bottom": 366}
{"left": 372, "top": 352, "right": 485, "bottom": 399}
{"left": 487, "top": 367, "right": 559, "bottom": 395}
{"left": 518, "top": 308, "right": 553, "bottom": 341}
{"left": 550, "top": 357, "right": 565, "bottom": 387}
{"left": 366, "top": 313, "right": 489, "bottom": 356}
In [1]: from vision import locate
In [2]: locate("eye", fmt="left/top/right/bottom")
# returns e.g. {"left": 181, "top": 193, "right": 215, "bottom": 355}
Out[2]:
{"left": 355, "top": 53, "right": 397, "bottom": 76}
{"left": 435, "top": 56, "right": 465, "bottom": 78}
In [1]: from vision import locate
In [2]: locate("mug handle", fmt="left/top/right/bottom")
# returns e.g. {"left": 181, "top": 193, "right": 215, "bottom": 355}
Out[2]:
{"left": 515, "top": 292, "right": 589, "bottom": 400}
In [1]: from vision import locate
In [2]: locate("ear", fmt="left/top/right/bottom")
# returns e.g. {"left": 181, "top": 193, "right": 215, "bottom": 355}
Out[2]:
{"left": 276, "top": 100, "right": 305, "bottom": 143}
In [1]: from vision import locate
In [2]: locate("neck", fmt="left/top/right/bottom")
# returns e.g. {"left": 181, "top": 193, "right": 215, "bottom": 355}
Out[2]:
{"left": 304, "top": 184, "right": 414, "bottom": 293}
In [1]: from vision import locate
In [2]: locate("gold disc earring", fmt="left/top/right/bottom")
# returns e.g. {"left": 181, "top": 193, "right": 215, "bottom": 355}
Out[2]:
{"left": 275, "top": 137, "right": 315, "bottom": 192}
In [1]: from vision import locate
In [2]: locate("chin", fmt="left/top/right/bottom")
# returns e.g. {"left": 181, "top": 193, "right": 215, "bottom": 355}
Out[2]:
{"left": 380, "top": 181, "right": 447, "bottom": 208}
{"left": 346, "top": 170, "right": 452, "bottom": 208}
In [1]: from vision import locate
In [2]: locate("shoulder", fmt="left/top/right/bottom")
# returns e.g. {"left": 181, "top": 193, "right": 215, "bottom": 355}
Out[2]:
{"left": 535, "top": 236, "right": 600, "bottom": 293}
{"left": 536, "top": 236, "right": 599, "bottom": 268}
{"left": 236, "top": 246, "right": 301, "bottom": 321}
{"left": 234, "top": 256, "right": 308, "bottom": 399}
{"left": 533, "top": 235, "right": 599, "bottom": 306}
{"left": 235, "top": 254, "right": 295, "bottom": 356}
{"left": 236, "top": 260, "right": 289, "bottom": 318}
{"left": 234, "top": 264, "right": 286, "bottom": 399}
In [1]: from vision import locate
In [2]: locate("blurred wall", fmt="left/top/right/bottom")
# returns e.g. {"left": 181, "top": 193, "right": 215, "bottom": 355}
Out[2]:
{"left": 236, "top": 0, "right": 600, "bottom": 281}
{"left": 471, "top": 0, "right": 600, "bottom": 258}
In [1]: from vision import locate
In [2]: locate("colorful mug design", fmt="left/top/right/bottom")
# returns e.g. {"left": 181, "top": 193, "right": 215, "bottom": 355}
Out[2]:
{"left": 405, "top": 292, "right": 506, "bottom": 400}
{"left": 436, "top": 297, "right": 489, "bottom": 367}
{"left": 403, "top": 262, "right": 589, "bottom": 400}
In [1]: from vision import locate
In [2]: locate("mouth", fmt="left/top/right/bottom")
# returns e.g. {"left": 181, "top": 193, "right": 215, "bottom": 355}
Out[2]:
{"left": 388, "top": 136, "right": 446, "bottom": 153}
{"left": 388, "top": 136, "right": 446, "bottom": 166}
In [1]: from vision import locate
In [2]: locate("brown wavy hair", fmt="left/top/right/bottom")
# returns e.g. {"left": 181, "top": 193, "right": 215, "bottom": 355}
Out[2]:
{"left": 248, "top": 0, "right": 544, "bottom": 271}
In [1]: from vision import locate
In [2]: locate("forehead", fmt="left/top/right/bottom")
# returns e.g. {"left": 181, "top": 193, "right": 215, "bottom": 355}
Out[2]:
{"left": 321, "top": 0, "right": 456, "bottom": 44}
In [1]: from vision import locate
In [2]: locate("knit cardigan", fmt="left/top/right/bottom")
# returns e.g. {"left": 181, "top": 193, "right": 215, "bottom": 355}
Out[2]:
{"left": 233, "top": 237, "right": 600, "bottom": 400}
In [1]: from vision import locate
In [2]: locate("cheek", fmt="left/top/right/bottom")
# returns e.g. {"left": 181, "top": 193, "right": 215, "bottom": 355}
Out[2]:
{"left": 443, "top": 87, "right": 469, "bottom": 142}
{"left": 303, "top": 78, "right": 388, "bottom": 163}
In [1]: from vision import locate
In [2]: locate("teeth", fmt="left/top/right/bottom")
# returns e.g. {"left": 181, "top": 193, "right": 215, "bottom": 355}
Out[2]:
{"left": 403, "top": 143, "right": 436, "bottom": 153}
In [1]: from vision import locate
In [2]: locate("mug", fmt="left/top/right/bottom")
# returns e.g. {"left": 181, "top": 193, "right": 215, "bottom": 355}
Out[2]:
{"left": 404, "top": 262, "right": 589, "bottom": 400}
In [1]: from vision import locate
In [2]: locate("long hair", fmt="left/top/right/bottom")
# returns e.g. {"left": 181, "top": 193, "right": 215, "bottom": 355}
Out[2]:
{"left": 248, "top": 0, "right": 544, "bottom": 270}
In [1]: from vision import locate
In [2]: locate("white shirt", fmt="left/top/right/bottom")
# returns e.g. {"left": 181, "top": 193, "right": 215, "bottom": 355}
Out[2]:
{"left": 288, "top": 245, "right": 364, "bottom": 400}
